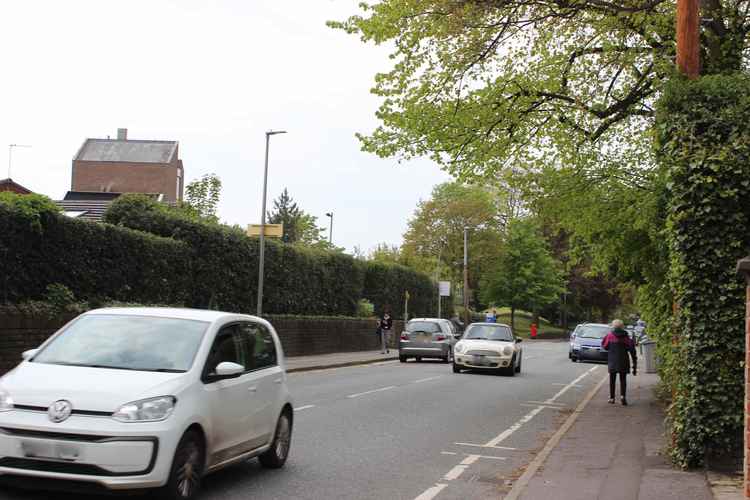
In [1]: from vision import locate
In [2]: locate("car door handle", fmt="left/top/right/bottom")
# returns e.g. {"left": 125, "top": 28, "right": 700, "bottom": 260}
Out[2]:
{"left": 274, "top": 378, "right": 283, "bottom": 384}
{"left": 248, "top": 386, "right": 257, "bottom": 393}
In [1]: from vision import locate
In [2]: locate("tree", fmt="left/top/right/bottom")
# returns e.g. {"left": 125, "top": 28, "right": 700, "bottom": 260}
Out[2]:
{"left": 332, "top": 2, "right": 746, "bottom": 180}
{"left": 267, "top": 188, "right": 330, "bottom": 248}
{"left": 401, "top": 182, "right": 505, "bottom": 308}
{"left": 480, "top": 219, "right": 564, "bottom": 331}
{"left": 184, "top": 173, "right": 222, "bottom": 221}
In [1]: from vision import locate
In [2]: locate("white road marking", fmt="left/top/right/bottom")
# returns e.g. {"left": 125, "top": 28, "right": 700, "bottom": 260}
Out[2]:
{"left": 483, "top": 366, "right": 597, "bottom": 447}
{"left": 552, "top": 383, "right": 582, "bottom": 387}
{"left": 414, "top": 376, "right": 442, "bottom": 384}
{"left": 346, "top": 385, "right": 396, "bottom": 399}
{"left": 455, "top": 442, "right": 517, "bottom": 450}
{"left": 441, "top": 451, "right": 458, "bottom": 456}
{"left": 520, "top": 403, "right": 567, "bottom": 409}
{"left": 414, "top": 483, "right": 447, "bottom": 500}
{"left": 460, "top": 454, "right": 481, "bottom": 465}
{"left": 524, "top": 401, "right": 566, "bottom": 406}
{"left": 443, "top": 465, "right": 468, "bottom": 481}
{"left": 293, "top": 405, "right": 315, "bottom": 412}
{"left": 369, "top": 360, "right": 400, "bottom": 366}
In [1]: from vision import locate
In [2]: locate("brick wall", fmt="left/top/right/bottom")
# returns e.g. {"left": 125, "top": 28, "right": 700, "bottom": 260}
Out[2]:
{"left": 0, "top": 313, "right": 404, "bottom": 375}
{"left": 72, "top": 160, "right": 182, "bottom": 202}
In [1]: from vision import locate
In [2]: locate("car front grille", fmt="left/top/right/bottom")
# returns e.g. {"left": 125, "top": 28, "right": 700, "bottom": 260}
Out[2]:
{"left": 0, "top": 427, "right": 112, "bottom": 442}
{"left": 466, "top": 350, "right": 499, "bottom": 356}
{"left": 0, "top": 457, "right": 111, "bottom": 476}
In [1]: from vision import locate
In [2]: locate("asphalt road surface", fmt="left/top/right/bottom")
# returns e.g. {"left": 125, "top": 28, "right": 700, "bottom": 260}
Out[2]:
{"left": 0, "top": 341, "right": 606, "bottom": 500}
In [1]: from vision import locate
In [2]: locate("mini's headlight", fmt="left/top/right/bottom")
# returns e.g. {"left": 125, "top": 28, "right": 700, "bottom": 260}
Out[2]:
{"left": 502, "top": 345, "right": 514, "bottom": 356}
{"left": 455, "top": 343, "right": 466, "bottom": 354}
{"left": 112, "top": 396, "right": 176, "bottom": 423}
{"left": 0, "top": 388, "right": 14, "bottom": 412}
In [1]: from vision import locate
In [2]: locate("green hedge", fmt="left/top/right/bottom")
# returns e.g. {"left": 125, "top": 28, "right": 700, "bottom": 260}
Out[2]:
{"left": 363, "top": 261, "right": 436, "bottom": 318}
{"left": 0, "top": 193, "right": 191, "bottom": 306}
{"left": 655, "top": 73, "right": 750, "bottom": 467}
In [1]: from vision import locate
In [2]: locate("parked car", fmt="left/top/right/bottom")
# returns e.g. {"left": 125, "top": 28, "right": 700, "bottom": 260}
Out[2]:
{"left": 568, "top": 324, "right": 583, "bottom": 359}
{"left": 452, "top": 322, "right": 523, "bottom": 376}
{"left": 399, "top": 318, "right": 459, "bottom": 363}
{"left": 569, "top": 323, "right": 611, "bottom": 363}
{"left": 0, "top": 308, "right": 294, "bottom": 499}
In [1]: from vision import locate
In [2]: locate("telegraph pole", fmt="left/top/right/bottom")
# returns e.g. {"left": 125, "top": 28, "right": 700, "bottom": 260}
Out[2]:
{"left": 463, "top": 228, "right": 469, "bottom": 327}
{"left": 676, "top": 0, "right": 700, "bottom": 78}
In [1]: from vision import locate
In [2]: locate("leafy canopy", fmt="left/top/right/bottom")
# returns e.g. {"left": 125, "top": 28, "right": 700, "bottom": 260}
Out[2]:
{"left": 267, "top": 188, "right": 333, "bottom": 250}
{"left": 184, "top": 173, "right": 222, "bottom": 221}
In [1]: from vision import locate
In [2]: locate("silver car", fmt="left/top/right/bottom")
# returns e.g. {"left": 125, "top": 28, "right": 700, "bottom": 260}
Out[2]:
{"left": 399, "top": 318, "right": 459, "bottom": 363}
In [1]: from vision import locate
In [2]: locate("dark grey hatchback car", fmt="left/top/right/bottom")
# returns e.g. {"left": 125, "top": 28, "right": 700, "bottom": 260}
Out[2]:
{"left": 399, "top": 318, "right": 459, "bottom": 363}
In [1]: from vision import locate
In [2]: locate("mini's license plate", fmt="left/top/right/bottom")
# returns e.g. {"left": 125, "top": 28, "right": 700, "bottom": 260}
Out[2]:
{"left": 472, "top": 355, "right": 487, "bottom": 365}
{"left": 20, "top": 441, "right": 81, "bottom": 461}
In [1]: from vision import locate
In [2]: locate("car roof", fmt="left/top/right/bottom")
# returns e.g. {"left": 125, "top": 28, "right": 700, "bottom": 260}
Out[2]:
{"left": 470, "top": 322, "right": 512, "bottom": 328}
{"left": 410, "top": 318, "right": 448, "bottom": 322}
{"left": 84, "top": 307, "right": 254, "bottom": 323}
{"left": 580, "top": 323, "right": 610, "bottom": 328}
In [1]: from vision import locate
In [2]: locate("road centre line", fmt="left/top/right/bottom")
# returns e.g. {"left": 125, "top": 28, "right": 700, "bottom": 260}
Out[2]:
{"left": 414, "top": 376, "right": 442, "bottom": 384}
{"left": 346, "top": 385, "right": 396, "bottom": 399}
{"left": 414, "top": 483, "right": 447, "bottom": 500}
{"left": 524, "top": 400, "right": 566, "bottom": 406}
{"left": 442, "top": 451, "right": 505, "bottom": 460}
{"left": 455, "top": 442, "right": 517, "bottom": 450}
{"left": 293, "top": 405, "right": 315, "bottom": 412}
{"left": 520, "top": 403, "right": 567, "bottom": 410}
{"left": 443, "top": 454, "right": 481, "bottom": 481}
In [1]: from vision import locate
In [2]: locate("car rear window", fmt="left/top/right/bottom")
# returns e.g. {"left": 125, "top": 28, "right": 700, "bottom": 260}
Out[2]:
{"left": 578, "top": 325, "right": 610, "bottom": 339}
{"left": 406, "top": 321, "right": 441, "bottom": 333}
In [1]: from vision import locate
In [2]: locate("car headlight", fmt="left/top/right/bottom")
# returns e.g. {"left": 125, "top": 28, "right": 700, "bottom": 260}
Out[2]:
{"left": 0, "top": 388, "right": 14, "bottom": 412}
{"left": 502, "top": 345, "right": 514, "bottom": 356}
{"left": 455, "top": 343, "right": 466, "bottom": 354}
{"left": 112, "top": 396, "right": 176, "bottom": 423}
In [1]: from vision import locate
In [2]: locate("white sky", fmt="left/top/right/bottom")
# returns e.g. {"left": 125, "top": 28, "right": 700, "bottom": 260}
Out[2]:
{"left": 0, "top": 1, "right": 451, "bottom": 252}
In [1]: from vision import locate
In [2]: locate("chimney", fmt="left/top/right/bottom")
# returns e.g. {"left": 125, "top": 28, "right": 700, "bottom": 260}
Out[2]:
{"left": 117, "top": 128, "right": 128, "bottom": 141}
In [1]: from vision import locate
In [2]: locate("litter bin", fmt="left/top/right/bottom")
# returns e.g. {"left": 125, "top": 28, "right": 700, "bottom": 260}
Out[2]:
{"left": 641, "top": 340, "right": 657, "bottom": 373}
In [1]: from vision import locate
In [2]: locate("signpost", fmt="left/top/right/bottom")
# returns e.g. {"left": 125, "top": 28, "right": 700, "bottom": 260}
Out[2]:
{"left": 438, "top": 281, "right": 450, "bottom": 318}
{"left": 247, "top": 224, "right": 284, "bottom": 238}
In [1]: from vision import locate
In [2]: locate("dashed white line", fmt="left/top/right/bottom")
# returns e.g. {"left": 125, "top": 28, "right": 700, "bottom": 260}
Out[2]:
{"left": 525, "top": 400, "right": 566, "bottom": 406}
{"left": 293, "top": 405, "right": 315, "bottom": 412}
{"left": 441, "top": 451, "right": 458, "bottom": 456}
{"left": 455, "top": 442, "right": 517, "bottom": 450}
{"left": 414, "top": 376, "right": 442, "bottom": 384}
{"left": 346, "top": 385, "right": 396, "bottom": 399}
{"left": 414, "top": 483, "right": 447, "bottom": 500}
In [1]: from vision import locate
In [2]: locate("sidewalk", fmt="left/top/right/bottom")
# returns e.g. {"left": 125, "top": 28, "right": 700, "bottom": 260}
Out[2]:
{"left": 516, "top": 372, "right": 715, "bottom": 500}
{"left": 285, "top": 349, "right": 398, "bottom": 373}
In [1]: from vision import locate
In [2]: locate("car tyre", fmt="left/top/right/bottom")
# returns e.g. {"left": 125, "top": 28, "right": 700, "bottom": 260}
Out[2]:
{"left": 399, "top": 355, "right": 407, "bottom": 363}
{"left": 159, "top": 430, "right": 204, "bottom": 500}
{"left": 504, "top": 356, "right": 516, "bottom": 376}
{"left": 443, "top": 349, "right": 452, "bottom": 363}
{"left": 452, "top": 362, "right": 461, "bottom": 373}
{"left": 515, "top": 354, "right": 522, "bottom": 373}
{"left": 259, "top": 410, "right": 293, "bottom": 469}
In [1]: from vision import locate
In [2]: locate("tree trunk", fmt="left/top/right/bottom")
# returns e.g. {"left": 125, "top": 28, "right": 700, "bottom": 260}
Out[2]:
{"left": 511, "top": 307, "right": 516, "bottom": 332}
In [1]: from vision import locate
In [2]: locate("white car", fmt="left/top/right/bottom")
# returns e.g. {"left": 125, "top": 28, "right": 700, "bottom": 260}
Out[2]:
{"left": 0, "top": 308, "right": 294, "bottom": 499}
{"left": 452, "top": 322, "right": 523, "bottom": 375}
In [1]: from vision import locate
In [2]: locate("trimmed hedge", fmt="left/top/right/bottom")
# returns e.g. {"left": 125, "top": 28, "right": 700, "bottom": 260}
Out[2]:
{"left": 0, "top": 193, "right": 191, "bottom": 305}
{"left": 363, "top": 261, "right": 435, "bottom": 318}
{"left": 655, "top": 73, "right": 750, "bottom": 467}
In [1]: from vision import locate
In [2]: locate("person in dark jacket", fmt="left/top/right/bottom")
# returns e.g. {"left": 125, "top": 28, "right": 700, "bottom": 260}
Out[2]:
{"left": 601, "top": 319, "right": 638, "bottom": 405}
{"left": 378, "top": 311, "right": 393, "bottom": 354}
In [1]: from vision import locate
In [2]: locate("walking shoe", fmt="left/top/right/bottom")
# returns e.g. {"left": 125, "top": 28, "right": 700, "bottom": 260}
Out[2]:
{"left": 607, "top": 398, "right": 615, "bottom": 404}
{"left": 621, "top": 397, "right": 628, "bottom": 406}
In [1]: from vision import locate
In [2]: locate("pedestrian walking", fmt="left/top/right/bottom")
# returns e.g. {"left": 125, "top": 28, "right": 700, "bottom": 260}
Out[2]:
{"left": 485, "top": 308, "right": 497, "bottom": 323}
{"left": 378, "top": 311, "right": 393, "bottom": 354}
{"left": 601, "top": 319, "right": 638, "bottom": 405}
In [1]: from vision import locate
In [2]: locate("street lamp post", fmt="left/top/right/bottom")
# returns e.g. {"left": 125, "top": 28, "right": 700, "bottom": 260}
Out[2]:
{"left": 257, "top": 130, "right": 287, "bottom": 316}
{"left": 463, "top": 227, "right": 469, "bottom": 327}
{"left": 325, "top": 212, "right": 333, "bottom": 244}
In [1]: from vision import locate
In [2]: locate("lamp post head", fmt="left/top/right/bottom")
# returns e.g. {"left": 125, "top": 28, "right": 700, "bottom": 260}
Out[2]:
{"left": 326, "top": 212, "right": 333, "bottom": 218}
{"left": 266, "top": 130, "right": 287, "bottom": 136}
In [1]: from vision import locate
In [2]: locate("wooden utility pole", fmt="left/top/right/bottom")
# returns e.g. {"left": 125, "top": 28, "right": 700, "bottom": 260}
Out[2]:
{"left": 676, "top": 0, "right": 701, "bottom": 78}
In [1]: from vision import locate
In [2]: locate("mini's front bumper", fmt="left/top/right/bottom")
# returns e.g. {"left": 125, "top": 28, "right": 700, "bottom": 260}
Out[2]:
{"left": 0, "top": 409, "right": 183, "bottom": 490}
{"left": 454, "top": 353, "right": 512, "bottom": 369}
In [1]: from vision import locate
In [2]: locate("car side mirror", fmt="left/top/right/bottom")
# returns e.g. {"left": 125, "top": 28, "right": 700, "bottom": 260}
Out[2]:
{"left": 515, "top": 338, "right": 523, "bottom": 343}
{"left": 214, "top": 361, "right": 245, "bottom": 378}
{"left": 453, "top": 333, "right": 462, "bottom": 339}
{"left": 22, "top": 348, "right": 39, "bottom": 360}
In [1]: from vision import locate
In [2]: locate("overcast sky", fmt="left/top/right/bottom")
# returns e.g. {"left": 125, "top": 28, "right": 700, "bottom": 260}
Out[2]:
{"left": 0, "top": 1, "right": 450, "bottom": 253}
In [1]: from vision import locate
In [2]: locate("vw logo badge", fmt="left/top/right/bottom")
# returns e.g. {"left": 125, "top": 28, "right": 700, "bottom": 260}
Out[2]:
{"left": 48, "top": 400, "right": 73, "bottom": 423}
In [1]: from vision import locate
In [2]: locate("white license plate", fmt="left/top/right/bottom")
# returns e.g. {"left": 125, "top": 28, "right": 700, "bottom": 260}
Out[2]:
{"left": 20, "top": 440, "right": 81, "bottom": 461}
{"left": 472, "top": 355, "right": 486, "bottom": 365}
{"left": 419, "top": 334, "right": 433, "bottom": 343}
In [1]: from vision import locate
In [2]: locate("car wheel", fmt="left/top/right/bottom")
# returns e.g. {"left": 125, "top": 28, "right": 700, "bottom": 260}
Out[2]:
{"left": 504, "top": 356, "right": 516, "bottom": 376}
{"left": 159, "top": 430, "right": 204, "bottom": 500}
{"left": 515, "top": 354, "right": 522, "bottom": 373}
{"left": 452, "top": 362, "right": 461, "bottom": 373}
{"left": 415, "top": 356, "right": 422, "bottom": 362}
{"left": 399, "top": 355, "right": 407, "bottom": 363}
{"left": 571, "top": 356, "right": 578, "bottom": 363}
{"left": 443, "top": 349, "right": 452, "bottom": 363}
{"left": 259, "top": 410, "right": 293, "bottom": 469}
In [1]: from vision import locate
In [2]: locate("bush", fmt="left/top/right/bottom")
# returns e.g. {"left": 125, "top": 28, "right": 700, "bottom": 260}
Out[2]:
{"left": 655, "top": 73, "right": 750, "bottom": 467}
{"left": 0, "top": 193, "right": 192, "bottom": 306}
{"left": 363, "top": 261, "right": 436, "bottom": 318}
{"left": 356, "top": 298, "right": 375, "bottom": 318}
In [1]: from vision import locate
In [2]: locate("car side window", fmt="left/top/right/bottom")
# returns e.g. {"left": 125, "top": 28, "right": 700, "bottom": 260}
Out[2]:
{"left": 205, "top": 326, "right": 242, "bottom": 376}
{"left": 237, "top": 322, "right": 277, "bottom": 371}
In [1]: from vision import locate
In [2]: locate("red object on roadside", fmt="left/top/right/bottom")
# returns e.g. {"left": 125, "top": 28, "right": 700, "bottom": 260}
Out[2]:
{"left": 530, "top": 323, "right": 538, "bottom": 339}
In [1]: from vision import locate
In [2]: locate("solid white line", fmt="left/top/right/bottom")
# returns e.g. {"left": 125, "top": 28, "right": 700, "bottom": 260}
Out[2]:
{"left": 483, "top": 367, "right": 597, "bottom": 448}
{"left": 443, "top": 464, "right": 468, "bottom": 481}
{"left": 414, "top": 376, "right": 442, "bottom": 384}
{"left": 293, "top": 405, "right": 315, "bottom": 412}
{"left": 504, "top": 374, "right": 609, "bottom": 500}
{"left": 455, "top": 442, "right": 517, "bottom": 450}
{"left": 346, "top": 385, "right": 396, "bottom": 399}
{"left": 524, "top": 401, "right": 566, "bottom": 406}
{"left": 520, "top": 404, "right": 567, "bottom": 410}
{"left": 414, "top": 483, "right": 448, "bottom": 500}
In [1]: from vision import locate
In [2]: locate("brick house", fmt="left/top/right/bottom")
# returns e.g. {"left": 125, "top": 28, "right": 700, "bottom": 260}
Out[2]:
{"left": 0, "top": 178, "right": 33, "bottom": 195}
{"left": 71, "top": 128, "right": 184, "bottom": 203}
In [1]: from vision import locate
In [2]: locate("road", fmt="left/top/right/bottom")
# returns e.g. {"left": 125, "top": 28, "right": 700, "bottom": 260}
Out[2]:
{"left": 1, "top": 340, "right": 605, "bottom": 500}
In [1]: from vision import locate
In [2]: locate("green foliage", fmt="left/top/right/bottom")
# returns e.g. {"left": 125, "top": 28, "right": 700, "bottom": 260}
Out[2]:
{"left": 655, "top": 74, "right": 750, "bottom": 467}
{"left": 480, "top": 219, "right": 564, "bottom": 330}
{"left": 44, "top": 284, "right": 76, "bottom": 313}
{"left": 184, "top": 173, "right": 222, "bottom": 221}
{"left": 0, "top": 193, "right": 192, "bottom": 306}
{"left": 356, "top": 298, "right": 375, "bottom": 318}
{"left": 363, "top": 261, "right": 436, "bottom": 318}
{"left": 267, "top": 188, "right": 329, "bottom": 248}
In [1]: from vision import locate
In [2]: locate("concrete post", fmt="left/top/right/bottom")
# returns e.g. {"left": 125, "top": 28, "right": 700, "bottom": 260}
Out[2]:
{"left": 735, "top": 256, "right": 750, "bottom": 499}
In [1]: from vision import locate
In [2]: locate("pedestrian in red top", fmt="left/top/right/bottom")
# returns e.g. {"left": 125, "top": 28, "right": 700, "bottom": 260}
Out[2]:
{"left": 601, "top": 319, "right": 638, "bottom": 405}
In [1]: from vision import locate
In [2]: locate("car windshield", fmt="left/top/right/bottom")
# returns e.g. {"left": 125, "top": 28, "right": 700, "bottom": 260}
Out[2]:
{"left": 406, "top": 321, "right": 441, "bottom": 333}
{"left": 578, "top": 325, "right": 610, "bottom": 339}
{"left": 32, "top": 314, "right": 209, "bottom": 372}
{"left": 464, "top": 324, "right": 514, "bottom": 342}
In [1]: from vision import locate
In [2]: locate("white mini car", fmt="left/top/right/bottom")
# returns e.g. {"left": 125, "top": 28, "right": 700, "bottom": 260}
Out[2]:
{"left": 453, "top": 322, "right": 523, "bottom": 375}
{"left": 0, "top": 308, "right": 294, "bottom": 499}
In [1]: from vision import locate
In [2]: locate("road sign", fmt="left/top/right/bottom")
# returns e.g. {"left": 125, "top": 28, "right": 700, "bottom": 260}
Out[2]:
{"left": 247, "top": 224, "right": 283, "bottom": 238}
{"left": 439, "top": 281, "right": 451, "bottom": 297}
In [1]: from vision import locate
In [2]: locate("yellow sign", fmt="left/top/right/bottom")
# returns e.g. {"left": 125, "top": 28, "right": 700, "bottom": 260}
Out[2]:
{"left": 247, "top": 224, "right": 284, "bottom": 238}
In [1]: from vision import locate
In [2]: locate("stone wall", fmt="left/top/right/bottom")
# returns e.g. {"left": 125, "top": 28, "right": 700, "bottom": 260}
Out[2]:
{"left": 0, "top": 312, "right": 404, "bottom": 375}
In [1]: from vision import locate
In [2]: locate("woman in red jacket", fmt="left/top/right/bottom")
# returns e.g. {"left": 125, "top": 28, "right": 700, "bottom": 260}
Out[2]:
{"left": 601, "top": 319, "right": 638, "bottom": 405}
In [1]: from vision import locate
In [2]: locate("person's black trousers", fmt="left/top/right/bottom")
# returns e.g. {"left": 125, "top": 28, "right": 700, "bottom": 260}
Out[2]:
{"left": 609, "top": 371, "right": 627, "bottom": 399}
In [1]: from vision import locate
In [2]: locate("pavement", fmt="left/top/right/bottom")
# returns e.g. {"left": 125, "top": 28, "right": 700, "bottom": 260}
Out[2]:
{"left": 0, "top": 341, "right": 729, "bottom": 500}
{"left": 516, "top": 372, "right": 715, "bottom": 500}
